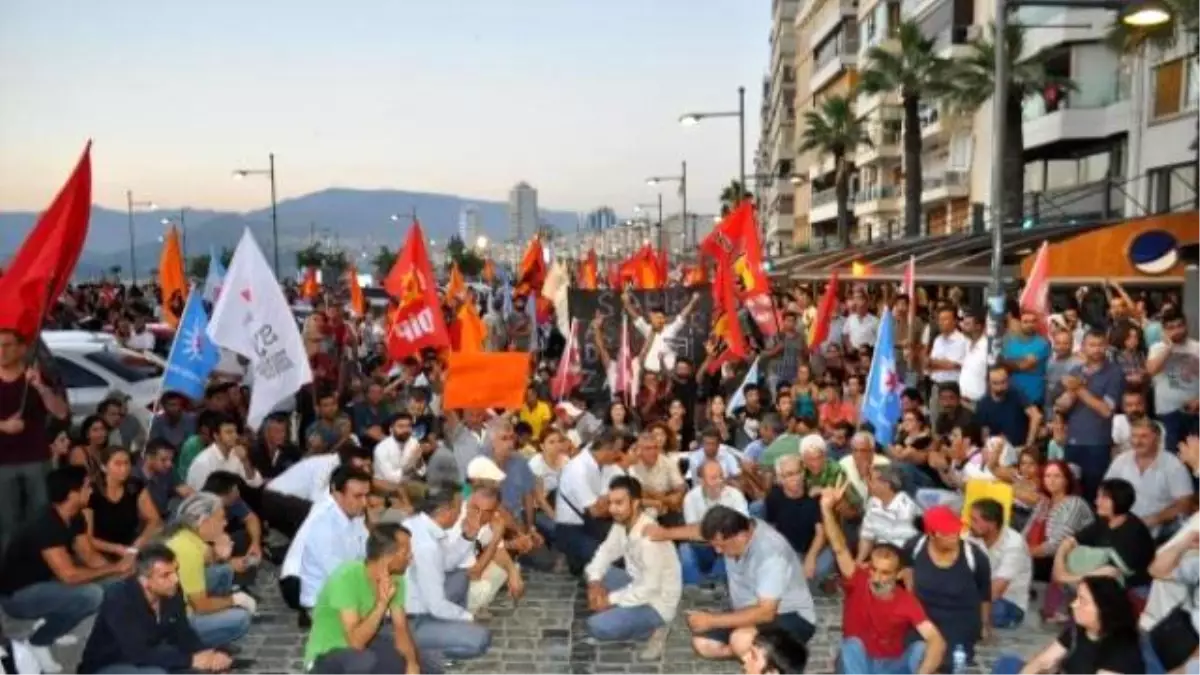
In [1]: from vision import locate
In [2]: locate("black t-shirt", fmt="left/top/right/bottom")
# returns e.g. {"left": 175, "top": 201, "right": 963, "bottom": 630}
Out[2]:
{"left": 0, "top": 507, "right": 85, "bottom": 593}
{"left": 763, "top": 486, "right": 820, "bottom": 555}
{"left": 1075, "top": 516, "right": 1155, "bottom": 587}
{"left": 1056, "top": 625, "right": 1144, "bottom": 674}
{"left": 89, "top": 482, "right": 142, "bottom": 547}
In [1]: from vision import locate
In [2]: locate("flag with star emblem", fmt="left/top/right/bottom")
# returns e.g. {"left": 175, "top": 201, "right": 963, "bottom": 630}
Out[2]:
{"left": 861, "top": 307, "right": 903, "bottom": 445}
{"left": 161, "top": 287, "right": 220, "bottom": 400}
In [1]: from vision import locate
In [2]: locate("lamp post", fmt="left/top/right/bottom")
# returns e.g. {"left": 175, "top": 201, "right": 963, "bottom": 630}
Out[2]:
{"left": 679, "top": 86, "right": 747, "bottom": 200}
{"left": 125, "top": 191, "right": 157, "bottom": 286}
{"left": 233, "top": 152, "right": 279, "bottom": 275}
{"left": 635, "top": 197, "right": 665, "bottom": 252}
{"left": 646, "top": 160, "right": 689, "bottom": 247}
{"left": 986, "top": 0, "right": 1170, "bottom": 365}
{"left": 160, "top": 208, "right": 187, "bottom": 258}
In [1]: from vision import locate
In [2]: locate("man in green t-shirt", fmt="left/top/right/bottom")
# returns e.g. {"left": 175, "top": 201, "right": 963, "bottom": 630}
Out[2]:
{"left": 304, "top": 522, "right": 423, "bottom": 674}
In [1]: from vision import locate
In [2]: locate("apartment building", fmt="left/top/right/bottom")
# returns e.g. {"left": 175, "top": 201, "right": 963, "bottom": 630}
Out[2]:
{"left": 507, "top": 181, "right": 538, "bottom": 252}
{"left": 760, "top": 0, "right": 801, "bottom": 256}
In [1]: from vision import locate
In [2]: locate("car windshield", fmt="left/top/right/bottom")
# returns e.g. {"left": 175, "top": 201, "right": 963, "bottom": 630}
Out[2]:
{"left": 84, "top": 350, "right": 164, "bottom": 383}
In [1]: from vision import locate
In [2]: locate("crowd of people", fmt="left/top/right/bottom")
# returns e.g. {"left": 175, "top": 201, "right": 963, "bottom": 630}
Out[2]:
{"left": 0, "top": 274, "right": 1196, "bottom": 675}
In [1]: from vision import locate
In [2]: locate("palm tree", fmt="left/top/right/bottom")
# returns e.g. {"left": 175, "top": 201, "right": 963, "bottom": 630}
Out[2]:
{"left": 857, "top": 21, "right": 947, "bottom": 238}
{"left": 719, "top": 180, "right": 750, "bottom": 216}
{"left": 941, "top": 23, "right": 1072, "bottom": 228}
{"left": 798, "top": 95, "right": 870, "bottom": 247}
{"left": 370, "top": 245, "right": 398, "bottom": 279}
{"left": 1104, "top": 0, "right": 1200, "bottom": 207}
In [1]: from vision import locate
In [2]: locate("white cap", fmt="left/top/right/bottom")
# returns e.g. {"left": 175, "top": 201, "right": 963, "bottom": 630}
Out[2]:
{"left": 467, "top": 456, "right": 507, "bottom": 482}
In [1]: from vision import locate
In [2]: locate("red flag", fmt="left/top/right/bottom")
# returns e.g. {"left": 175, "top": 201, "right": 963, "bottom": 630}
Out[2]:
{"left": 619, "top": 245, "right": 663, "bottom": 290}
{"left": 0, "top": 142, "right": 92, "bottom": 340}
{"left": 701, "top": 201, "right": 775, "bottom": 337}
{"left": 515, "top": 238, "right": 546, "bottom": 297}
{"left": 550, "top": 319, "right": 583, "bottom": 400}
{"left": 1019, "top": 242, "right": 1050, "bottom": 334}
{"left": 713, "top": 262, "right": 749, "bottom": 358}
{"left": 656, "top": 248, "right": 668, "bottom": 283}
{"left": 384, "top": 222, "right": 451, "bottom": 359}
{"left": 300, "top": 266, "right": 320, "bottom": 300}
{"left": 809, "top": 270, "right": 840, "bottom": 347}
{"left": 578, "top": 250, "right": 598, "bottom": 290}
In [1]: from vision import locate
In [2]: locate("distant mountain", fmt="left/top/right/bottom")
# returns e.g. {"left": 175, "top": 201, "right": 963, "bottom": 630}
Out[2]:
{"left": 0, "top": 188, "right": 582, "bottom": 279}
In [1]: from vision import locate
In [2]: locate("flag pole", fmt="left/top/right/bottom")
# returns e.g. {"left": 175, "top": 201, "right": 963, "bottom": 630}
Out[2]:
{"left": 18, "top": 266, "right": 68, "bottom": 415}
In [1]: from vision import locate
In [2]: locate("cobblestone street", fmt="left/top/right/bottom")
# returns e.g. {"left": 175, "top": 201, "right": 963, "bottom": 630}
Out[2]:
{"left": 21, "top": 566, "right": 1058, "bottom": 673}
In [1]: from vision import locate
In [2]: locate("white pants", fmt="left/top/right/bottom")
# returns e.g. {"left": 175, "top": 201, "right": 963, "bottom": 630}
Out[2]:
{"left": 466, "top": 562, "right": 509, "bottom": 613}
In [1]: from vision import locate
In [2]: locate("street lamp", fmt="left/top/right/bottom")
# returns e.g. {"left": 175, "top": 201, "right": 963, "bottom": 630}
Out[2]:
{"left": 987, "top": 0, "right": 1170, "bottom": 365}
{"left": 125, "top": 191, "right": 157, "bottom": 285}
{"left": 646, "top": 160, "right": 689, "bottom": 248}
{"left": 160, "top": 208, "right": 187, "bottom": 258}
{"left": 232, "top": 152, "right": 279, "bottom": 275}
{"left": 635, "top": 199, "right": 665, "bottom": 252}
{"left": 475, "top": 235, "right": 488, "bottom": 250}
{"left": 678, "top": 86, "right": 747, "bottom": 196}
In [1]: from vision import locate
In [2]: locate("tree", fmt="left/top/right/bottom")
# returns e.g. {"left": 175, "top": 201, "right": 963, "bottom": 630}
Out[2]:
{"left": 295, "top": 243, "right": 325, "bottom": 270}
{"left": 188, "top": 255, "right": 210, "bottom": 279}
{"left": 371, "top": 246, "right": 398, "bottom": 279}
{"left": 858, "top": 21, "right": 947, "bottom": 238}
{"left": 324, "top": 249, "right": 350, "bottom": 278}
{"left": 446, "top": 235, "right": 485, "bottom": 277}
{"left": 1104, "top": 0, "right": 1200, "bottom": 207}
{"left": 719, "top": 180, "right": 752, "bottom": 216}
{"left": 941, "top": 23, "right": 1072, "bottom": 228}
{"left": 798, "top": 95, "right": 870, "bottom": 248}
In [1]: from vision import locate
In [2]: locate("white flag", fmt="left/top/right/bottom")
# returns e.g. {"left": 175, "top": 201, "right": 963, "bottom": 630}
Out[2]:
{"left": 207, "top": 230, "right": 313, "bottom": 429}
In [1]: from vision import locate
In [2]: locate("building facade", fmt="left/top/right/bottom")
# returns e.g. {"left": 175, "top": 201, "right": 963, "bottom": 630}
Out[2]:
{"left": 507, "top": 182, "right": 538, "bottom": 257}
{"left": 759, "top": 0, "right": 801, "bottom": 256}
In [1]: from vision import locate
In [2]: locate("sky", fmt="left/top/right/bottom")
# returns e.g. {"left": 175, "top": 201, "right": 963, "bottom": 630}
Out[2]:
{"left": 0, "top": 1, "right": 769, "bottom": 217}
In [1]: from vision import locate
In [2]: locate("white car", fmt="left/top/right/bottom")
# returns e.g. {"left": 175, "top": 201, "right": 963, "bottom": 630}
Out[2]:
{"left": 43, "top": 331, "right": 164, "bottom": 438}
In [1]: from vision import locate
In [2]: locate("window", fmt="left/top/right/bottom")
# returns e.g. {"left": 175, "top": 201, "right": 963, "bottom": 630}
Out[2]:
{"left": 1152, "top": 57, "right": 1199, "bottom": 119}
{"left": 1148, "top": 162, "right": 1199, "bottom": 214}
{"left": 84, "top": 350, "right": 164, "bottom": 383}
{"left": 54, "top": 358, "right": 108, "bottom": 389}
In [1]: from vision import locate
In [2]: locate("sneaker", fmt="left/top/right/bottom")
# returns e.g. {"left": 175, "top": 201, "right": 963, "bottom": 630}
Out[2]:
{"left": 639, "top": 627, "right": 668, "bottom": 661}
{"left": 30, "top": 645, "right": 63, "bottom": 674}
{"left": 29, "top": 620, "right": 78, "bottom": 647}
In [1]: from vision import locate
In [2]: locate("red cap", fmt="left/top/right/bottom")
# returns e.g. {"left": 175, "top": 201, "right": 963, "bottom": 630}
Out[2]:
{"left": 923, "top": 505, "right": 962, "bottom": 536}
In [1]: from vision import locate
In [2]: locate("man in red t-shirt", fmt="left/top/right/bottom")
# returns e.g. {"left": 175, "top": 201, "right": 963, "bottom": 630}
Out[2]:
{"left": 819, "top": 480, "right": 945, "bottom": 674}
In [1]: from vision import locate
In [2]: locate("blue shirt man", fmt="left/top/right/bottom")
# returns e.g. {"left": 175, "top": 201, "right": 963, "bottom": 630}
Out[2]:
{"left": 1001, "top": 317, "right": 1051, "bottom": 405}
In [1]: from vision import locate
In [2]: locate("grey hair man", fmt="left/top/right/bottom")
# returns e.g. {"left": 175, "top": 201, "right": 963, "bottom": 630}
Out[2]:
{"left": 856, "top": 465, "right": 921, "bottom": 563}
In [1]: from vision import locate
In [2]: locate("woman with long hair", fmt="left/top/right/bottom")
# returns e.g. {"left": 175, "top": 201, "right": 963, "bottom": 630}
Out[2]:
{"left": 85, "top": 446, "right": 161, "bottom": 555}
{"left": 603, "top": 400, "right": 638, "bottom": 436}
{"left": 68, "top": 415, "right": 111, "bottom": 480}
{"left": 705, "top": 395, "right": 733, "bottom": 447}
{"left": 992, "top": 575, "right": 1144, "bottom": 673}
{"left": 989, "top": 446, "right": 1043, "bottom": 531}
{"left": 790, "top": 364, "right": 819, "bottom": 421}
{"left": 1023, "top": 460, "right": 1095, "bottom": 622}
{"left": 529, "top": 428, "right": 573, "bottom": 542}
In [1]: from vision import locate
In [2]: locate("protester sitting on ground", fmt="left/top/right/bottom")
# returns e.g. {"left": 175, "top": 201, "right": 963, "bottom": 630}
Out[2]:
{"left": 286, "top": 466, "right": 372, "bottom": 620}
{"left": 738, "top": 625, "right": 810, "bottom": 675}
{"left": 1145, "top": 523, "right": 1200, "bottom": 674}
{"left": 164, "top": 492, "right": 255, "bottom": 649}
{"left": 401, "top": 481, "right": 493, "bottom": 664}
{"left": 262, "top": 442, "right": 373, "bottom": 539}
{"left": 856, "top": 465, "right": 921, "bottom": 563}
{"left": 662, "top": 460, "right": 749, "bottom": 586}
{"left": 626, "top": 429, "right": 687, "bottom": 525}
{"left": 837, "top": 431, "right": 890, "bottom": 508}
{"left": 967, "top": 498, "right": 1033, "bottom": 629}
{"left": 78, "top": 543, "right": 233, "bottom": 675}
{"left": 1022, "top": 459, "right": 1094, "bottom": 622}
{"left": 81, "top": 445, "right": 161, "bottom": 557}
{"left": 175, "top": 410, "right": 221, "bottom": 484}
{"left": 1054, "top": 477, "right": 1155, "bottom": 590}
{"left": 373, "top": 412, "right": 421, "bottom": 485}
{"left": 761, "top": 455, "right": 825, "bottom": 582}
{"left": 68, "top": 414, "right": 110, "bottom": 480}
{"left": 249, "top": 413, "right": 303, "bottom": 481}
{"left": 448, "top": 476, "right": 524, "bottom": 620}
{"left": 200, "top": 471, "right": 266, "bottom": 572}
{"left": 583, "top": 475, "right": 681, "bottom": 660}
{"left": 482, "top": 416, "right": 556, "bottom": 571}
{"left": 147, "top": 392, "right": 197, "bottom": 450}
{"left": 0, "top": 466, "right": 133, "bottom": 674}
{"left": 135, "top": 438, "right": 194, "bottom": 520}
{"left": 901, "top": 504, "right": 992, "bottom": 671}
{"left": 554, "top": 430, "right": 625, "bottom": 575}
{"left": 677, "top": 505, "right": 817, "bottom": 662}
{"left": 185, "top": 414, "right": 263, "bottom": 492}
{"left": 685, "top": 428, "right": 742, "bottom": 482}
{"left": 1103, "top": 417, "right": 1194, "bottom": 540}
{"left": 303, "top": 522, "right": 429, "bottom": 675}
{"left": 991, "top": 575, "right": 1145, "bottom": 674}
{"left": 816, "top": 480, "right": 945, "bottom": 674}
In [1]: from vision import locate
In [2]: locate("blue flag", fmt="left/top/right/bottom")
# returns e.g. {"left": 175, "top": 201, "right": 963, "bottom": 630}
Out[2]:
{"left": 161, "top": 291, "right": 221, "bottom": 400}
{"left": 202, "top": 246, "right": 226, "bottom": 303}
{"left": 861, "top": 308, "right": 903, "bottom": 445}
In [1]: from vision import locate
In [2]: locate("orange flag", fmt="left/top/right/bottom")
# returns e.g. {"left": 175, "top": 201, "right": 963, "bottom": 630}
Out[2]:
{"left": 456, "top": 298, "right": 487, "bottom": 353}
{"left": 300, "top": 266, "right": 320, "bottom": 299}
{"left": 619, "top": 245, "right": 663, "bottom": 290}
{"left": 809, "top": 270, "right": 840, "bottom": 347}
{"left": 515, "top": 238, "right": 546, "bottom": 297}
{"left": 158, "top": 226, "right": 187, "bottom": 327}
{"left": 578, "top": 250, "right": 598, "bottom": 290}
{"left": 348, "top": 265, "right": 366, "bottom": 316}
{"left": 481, "top": 259, "right": 496, "bottom": 285}
{"left": 446, "top": 263, "right": 467, "bottom": 302}
{"left": 443, "top": 351, "right": 530, "bottom": 410}
{"left": 0, "top": 142, "right": 92, "bottom": 340}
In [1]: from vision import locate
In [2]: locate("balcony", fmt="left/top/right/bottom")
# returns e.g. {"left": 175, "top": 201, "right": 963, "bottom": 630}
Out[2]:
{"left": 1022, "top": 88, "right": 1130, "bottom": 150}
{"left": 766, "top": 212, "right": 795, "bottom": 241}
{"left": 810, "top": 186, "right": 846, "bottom": 223}
{"left": 919, "top": 102, "right": 944, "bottom": 139}
{"left": 901, "top": 0, "right": 941, "bottom": 21}
{"left": 856, "top": 88, "right": 901, "bottom": 116}
{"left": 854, "top": 184, "right": 901, "bottom": 215}
{"left": 856, "top": 128, "right": 902, "bottom": 165}
{"left": 812, "top": 52, "right": 857, "bottom": 92}
{"left": 921, "top": 170, "right": 970, "bottom": 204}
{"left": 808, "top": 153, "right": 837, "bottom": 179}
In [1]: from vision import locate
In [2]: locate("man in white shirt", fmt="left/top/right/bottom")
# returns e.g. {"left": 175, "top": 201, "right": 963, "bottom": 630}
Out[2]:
{"left": 261, "top": 444, "right": 373, "bottom": 538}
{"left": 621, "top": 289, "right": 701, "bottom": 374}
{"left": 843, "top": 291, "right": 879, "bottom": 351}
{"left": 373, "top": 412, "right": 421, "bottom": 484}
{"left": 957, "top": 312, "right": 989, "bottom": 406}
{"left": 584, "top": 475, "right": 682, "bottom": 660}
{"left": 927, "top": 307, "right": 968, "bottom": 415}
{"left": 685, "top": 429, "right": 742, "bottom": 482}
{"left": 654, "top": 460, "right": 749, "bottom": 586}
{"left": 968, "top": 498, "right": 1032, "bottom": 630}
{"left": 1104, "top": 418, "right": 1194, "bottom": 538}
{"left": 186, "top": 415, "right": 263, "bottom": 492}
{"left": 402, "top": 482, "right": 493, "bottom": 664}
{"left": 1111, "top": 389, "right": 1165, "bottom": 455}
{"left": 125, "top": 315, "right": 157, "bottom": 352}
{"left": 555, "top": 431, "right": 626, "bottom": 575}
{"left": 857, "top": 464, "right": 921, "bottom": 562}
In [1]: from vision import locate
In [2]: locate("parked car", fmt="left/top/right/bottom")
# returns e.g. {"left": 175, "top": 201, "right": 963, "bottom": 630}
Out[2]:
{"left": 43, "top": 331, "right": 163, "bottom": 438}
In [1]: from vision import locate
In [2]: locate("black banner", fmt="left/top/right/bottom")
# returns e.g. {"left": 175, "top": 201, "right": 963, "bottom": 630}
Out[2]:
{"left": 567, "top": 284, "right": 712, "bottom": 400}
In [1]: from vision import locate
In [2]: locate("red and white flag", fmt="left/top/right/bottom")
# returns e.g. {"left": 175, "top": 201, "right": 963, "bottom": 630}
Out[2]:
{"left": 1019, "top": 242, "right": 1051, "bottom": 334}
{"left": 551, "top": 319, "right": 583, "bottom": 401}
{"left": 613, "top": 313, "right": 639, "bottom": 407}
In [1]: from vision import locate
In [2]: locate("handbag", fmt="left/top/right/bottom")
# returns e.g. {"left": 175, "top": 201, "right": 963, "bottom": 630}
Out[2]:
{"left": 1149, "top": 604, "right": 1199, "bottom": 672}
{"left": 560, "top": 491, "right": 613, "bottom": 542}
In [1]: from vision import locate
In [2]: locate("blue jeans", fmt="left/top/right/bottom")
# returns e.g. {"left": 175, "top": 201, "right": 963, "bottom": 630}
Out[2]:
{"left": 534, "top": 511, "right": 556, "bottom": 545}
{"left": 679, "top": 542, "right": 725, "bottom": 586}
{"left": 0, "top": 580, "right": 104, "bottom": 646}
{"left": 895, "top": 462, "right": 934, "bottom": 496}
{"left": 748, "top": 500, "right": 766, "bottom": 519}
{"left": 407, "top": 569, "right": 491, "bottom": 661}
{"left": 991, "top": 598, "right": 1026, "bottom": 629}
{"left": 810, "top": 547, "right": 838, "bottom": 584}
{"left": 1065, "top": 443, "right": 1112, "bottom": 504}
{"left": 585, "top": 568, "right": 665, "bottom": 642}
{"left": 839, "top": 637, "right": 926, "bottom": 675}
{"left": 992, "top": 654, "right": 1024, "bottom": 674}
{"left": 555, "top": 523, "right": 602, "bottom": 576}
{"left": 190, "top": 563, "right": 251, "bottom": 648}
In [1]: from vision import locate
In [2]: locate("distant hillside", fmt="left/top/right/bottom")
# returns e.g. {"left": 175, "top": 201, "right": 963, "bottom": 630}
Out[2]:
{"left": 0, "top": 188, "right": 582, "bottom": 279}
